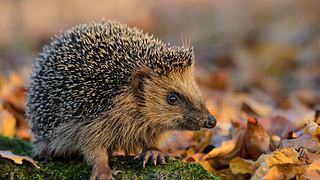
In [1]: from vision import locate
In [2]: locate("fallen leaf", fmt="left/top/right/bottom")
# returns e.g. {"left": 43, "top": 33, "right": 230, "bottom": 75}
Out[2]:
{"left": 264, "top": 164, "right": 306, "bottom": 180}
{"left": 304, "top": 151, "right": 320, "bottom": 164}
{"left": 251, "top": 148, "right": 306, "bottom": 180}
{"left": 260, "top": 115, "right": 293, "bottom": 138}
{"left": 304, "top": 160, "right": 320, "bottom": 179}
{"left": 229, "top": 157, "right": 255, "bottom": 175}
{"left": 280, "top": 121, "right": 320, "bottom": 152}
{"left": 204, "top": 126, "right": 246, "bottom": 168}
{"left": 3, "top": 86, "right": 26, "bottom": 112}
{"left": 0, "top": 110, "right": 16, "bottom": 137}
{"left": 280, "top": 135, "right": 320, "bottom": 152}
{"left": 266, "top": 148, "right": 300, "bottom": 166}
{"left": 0, "top": 150, "right": 39, "bottom": 168}
{"left": 245, "top": 116, "right": 270, "bottom": 160}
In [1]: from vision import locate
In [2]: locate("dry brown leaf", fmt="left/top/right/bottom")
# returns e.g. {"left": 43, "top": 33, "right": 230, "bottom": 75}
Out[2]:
{"left": 3, "top": 86, "right": 26, "bottom": 112}
{"left": 0, "top": 110, "right": 16, "bottom": 137}
{"left": 0, "top": 72, "right": 23, "bottom": 97}
{"left": 304, "top": 160, "right": 320, "bottom": 179}
{"left": 0, "top": 150, "right": 39, "bottom": 168}
{"left": 280, "top": 121, "right": 320, "bottom": 152}
{"left": 260, "top": 115, "right": 293, "bottom": 138}
{"left": 251, "top": 148, "right": 306, "bottom": 179}
{"left": 304, "top": 151, "right": 320, "bottom": 165}
{"left": 266, "top": 148, "right": 300, "bottom": 166}
{"left": 281, "top": 135, "right": 320, "bottom": 153}
{"left": 204, "top": 139, "right": 238, "bottom": 159}
{"left": 204, "top": 126, "right": 246, "bottom": 168}
{"left": 263, "top": 164, "right": 306, "bottom": 180}
{"left": 0, "top": 73, "right": 29, "bottom": 140}
{"left": 245, "top": 116, "right": 271, "bottom": 160}
{"left": 203, "top": 116, "right": 270, "bottom": 168}
{"left": 229, "top": 157, "right": 254, "bottom": 175}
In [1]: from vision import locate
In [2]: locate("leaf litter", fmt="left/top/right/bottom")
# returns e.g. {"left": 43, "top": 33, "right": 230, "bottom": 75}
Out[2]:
{"left": 0, "top": 38, "right": 320, "bottom": 179}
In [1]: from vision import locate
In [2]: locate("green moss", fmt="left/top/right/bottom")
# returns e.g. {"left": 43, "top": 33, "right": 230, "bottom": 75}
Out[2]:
{"left": 0, "top": 135, "right": 220, "bottom": 179}
{"left": 0, "top": 136, "right": 32, "bottom": 156}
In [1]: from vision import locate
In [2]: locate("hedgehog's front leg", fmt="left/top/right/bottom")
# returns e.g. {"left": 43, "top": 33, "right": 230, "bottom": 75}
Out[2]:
{"left": 85, "top": 147, "right": 112, "bottom": 180}
{"left": 136, "top": 147, "right": 171, "bottom": 167}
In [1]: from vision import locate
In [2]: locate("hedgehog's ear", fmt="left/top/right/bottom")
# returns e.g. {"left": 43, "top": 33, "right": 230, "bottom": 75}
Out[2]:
{"left": 131, "top": 67, "right": 151, "bottom": 96}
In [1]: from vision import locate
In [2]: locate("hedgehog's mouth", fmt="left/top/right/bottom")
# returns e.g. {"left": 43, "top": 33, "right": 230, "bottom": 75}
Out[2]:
{"left": 181, "top": 123, "right": 201, "bottom": 131}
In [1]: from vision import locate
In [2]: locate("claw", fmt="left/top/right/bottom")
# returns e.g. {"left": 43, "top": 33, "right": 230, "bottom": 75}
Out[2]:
{"left": 142, "top": 151, "right": 151, "bottom": 168}
{"left": 151, "top": 151, "right": 159, "bottom": 165}
{"left": 137, "top": 149, "right": 172, "bottom": 167}
{"left": 158, "top": 153, "right": 166, "bottom": 164}
{"left": 112, "top": 170, "right": 122, "bottom": 177}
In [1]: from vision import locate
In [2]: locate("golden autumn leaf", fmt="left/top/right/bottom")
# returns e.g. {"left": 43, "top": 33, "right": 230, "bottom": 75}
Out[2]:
{"left": 0, "top": 150, "right": 40, "bottom": 168}
{"left": 304, "top": 160, "right": 320, "bottom": 179}
{"left": 263, "top": 164, "right": 306, "bottom": 180}
{"left": 204, "top": 126, "right": 246, "bottom": 168}
{"left": 0, "top": 110, "right": 16, "bottom": 137}
{"left": 251, "top": 148, "right": 306, "bottom": 179}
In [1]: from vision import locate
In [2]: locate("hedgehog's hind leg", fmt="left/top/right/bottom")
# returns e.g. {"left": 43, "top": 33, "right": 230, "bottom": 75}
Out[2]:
{"left": 84, "top": 147, "right": 113, "bottom": 180}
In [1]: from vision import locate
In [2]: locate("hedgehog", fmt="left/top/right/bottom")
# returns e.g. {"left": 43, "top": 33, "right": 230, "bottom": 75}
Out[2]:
{"left": 26, "top": 21, "right": 217, "bottom": 179}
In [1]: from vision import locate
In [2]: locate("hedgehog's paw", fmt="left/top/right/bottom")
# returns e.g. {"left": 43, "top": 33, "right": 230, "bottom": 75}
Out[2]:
{"left": 135, "top": 148, "right": 172, "bottom": 168}
{"left": 89, "top": 165, "right": 113, "bottom": 180}
{"left": 88, "top": 148, "right": 115, "bottom": 180}
{"left": 89, "top": 165, "right": 122, "bottom": 180}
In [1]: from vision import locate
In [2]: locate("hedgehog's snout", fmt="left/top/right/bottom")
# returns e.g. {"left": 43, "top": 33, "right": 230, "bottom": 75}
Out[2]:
{"left": 204, "top": 114, "right": 217, "bottom": 129}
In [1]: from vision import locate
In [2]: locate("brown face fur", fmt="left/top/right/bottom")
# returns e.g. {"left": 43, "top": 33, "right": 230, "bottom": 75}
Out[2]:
{"left": 139, "top": 65, "right": 213, "bottom": 131}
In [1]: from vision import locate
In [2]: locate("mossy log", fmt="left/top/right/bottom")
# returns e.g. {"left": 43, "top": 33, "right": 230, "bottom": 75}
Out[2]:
{"left": 0, "top": 136, "right": 219, "bottom": 179}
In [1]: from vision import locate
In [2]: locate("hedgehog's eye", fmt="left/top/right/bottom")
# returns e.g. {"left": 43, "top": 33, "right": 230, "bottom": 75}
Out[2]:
{"left": 167, "top": 93, "right": 179, "bottom": 105}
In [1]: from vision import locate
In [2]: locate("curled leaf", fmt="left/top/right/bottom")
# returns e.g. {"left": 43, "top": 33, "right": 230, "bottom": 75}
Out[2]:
{"left": 251, "top": 148, "right": 306, "bottom": 179}
{"left": 0, "top": 150, "right": 40, "bottom": 168}
{"left": 245, "top": 116, "right": 270, "bottom": 159}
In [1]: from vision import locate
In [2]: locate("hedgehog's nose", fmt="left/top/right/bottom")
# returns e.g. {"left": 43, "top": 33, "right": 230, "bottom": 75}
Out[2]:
{"left": 205, "top": 114, "right": 217, "bottom": 129}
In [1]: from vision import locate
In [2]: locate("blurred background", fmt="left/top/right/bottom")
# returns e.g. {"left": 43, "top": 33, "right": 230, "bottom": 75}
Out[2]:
{"left": 1, "top": 0, "right": 320, "bottom": 177}
{"left": 1, "top": 0, "right": 320, "bottom": 97}
{"left": 1, "top": 0, "right": 320, "bottom": 138}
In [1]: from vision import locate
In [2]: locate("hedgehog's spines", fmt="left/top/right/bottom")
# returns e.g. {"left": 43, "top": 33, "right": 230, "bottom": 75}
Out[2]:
{"left": 26, "top": 21, "right": 211, "bottom": 179}
{"left": 27, "top": 21, "right": 195, "bottom": 141}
